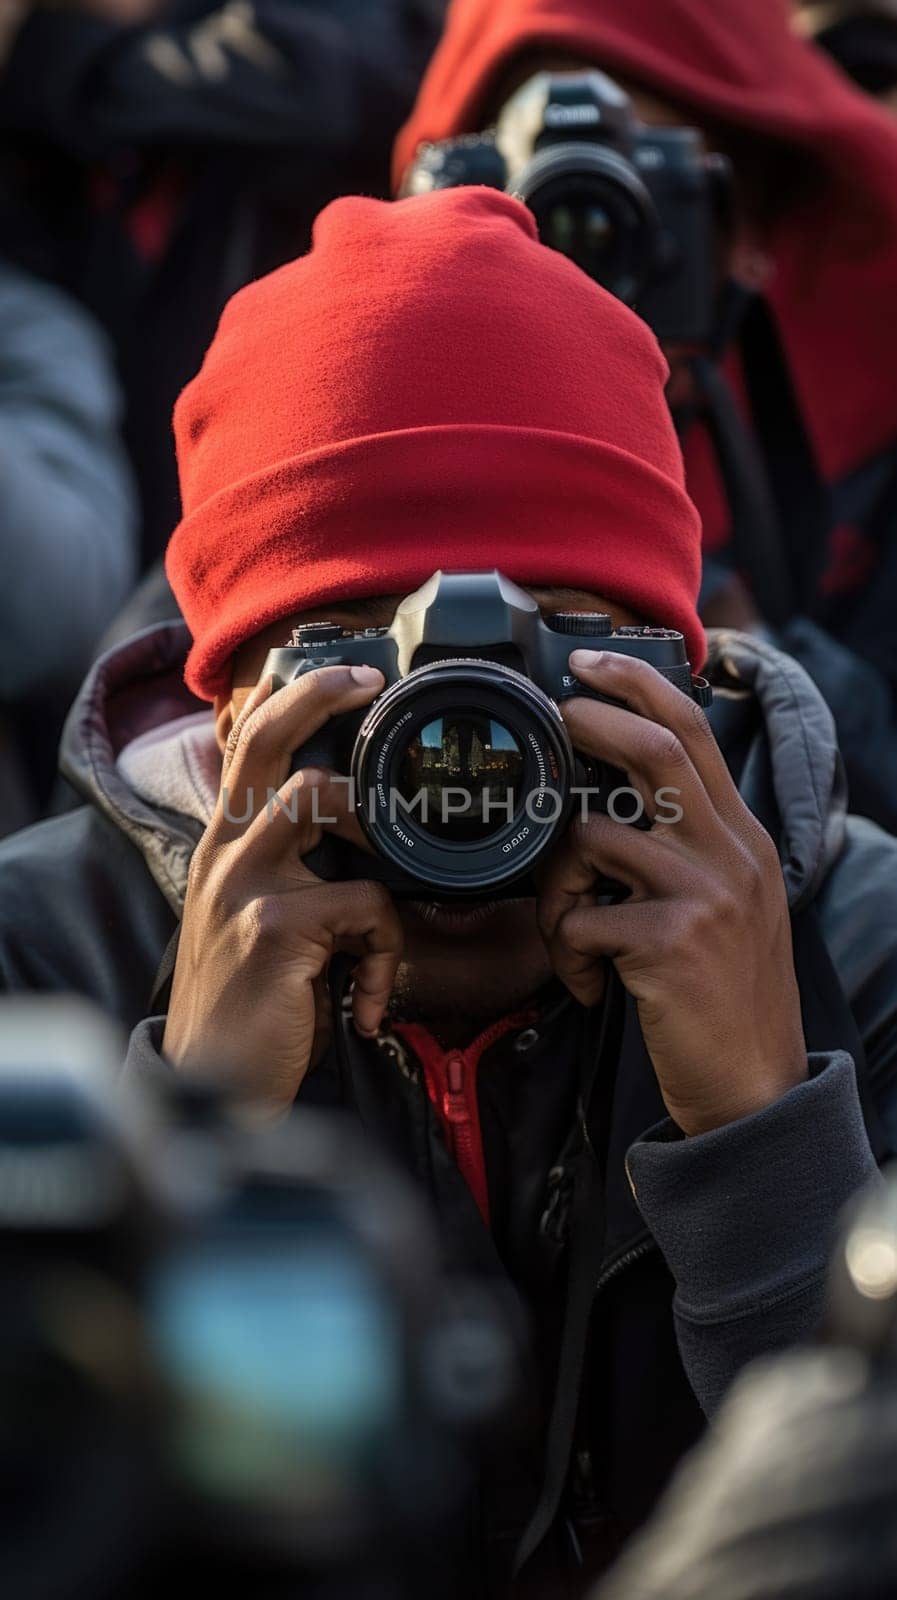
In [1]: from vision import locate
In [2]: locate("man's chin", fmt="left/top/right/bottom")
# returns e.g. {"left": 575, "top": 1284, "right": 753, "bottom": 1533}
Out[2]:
{"left": 393, "top": 895, "right": 551, "bottom": 1030}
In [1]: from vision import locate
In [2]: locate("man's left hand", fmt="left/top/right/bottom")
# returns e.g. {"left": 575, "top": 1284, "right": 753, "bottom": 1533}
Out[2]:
{"left": 537, "top": 650, "right": 808, "bottom": 1136}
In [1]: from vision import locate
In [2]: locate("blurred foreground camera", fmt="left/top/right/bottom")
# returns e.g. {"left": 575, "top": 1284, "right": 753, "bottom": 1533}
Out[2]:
{"left": 0, "top": 998, "right": 516, "bottom": 1600}
{"left": 402, "top": 71, "right": 731, "bottom": 343}
{"left": 264, "top": 569, "right": 710, "bottom": 900}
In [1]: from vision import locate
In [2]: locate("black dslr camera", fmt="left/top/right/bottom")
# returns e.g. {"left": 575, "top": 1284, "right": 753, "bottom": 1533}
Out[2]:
{"left": 263, "top": 570, "right": 710, "bottom": 900}
{"left": 400, "top": 69, "right": 731, "bottom": 344}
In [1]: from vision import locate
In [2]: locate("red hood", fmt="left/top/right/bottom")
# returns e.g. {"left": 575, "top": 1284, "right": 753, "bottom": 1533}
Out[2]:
{"left": 394, "top": 0, "right": 897, "bottom": 481}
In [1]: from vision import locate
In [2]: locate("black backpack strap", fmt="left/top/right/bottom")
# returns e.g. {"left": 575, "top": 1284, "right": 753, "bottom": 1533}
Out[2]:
{"left": 513, "top": 972, "right": 626, "bottom": 1580}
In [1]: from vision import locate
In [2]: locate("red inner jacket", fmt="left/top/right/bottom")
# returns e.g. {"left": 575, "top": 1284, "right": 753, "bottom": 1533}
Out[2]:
{"left": 394, "top": 0, "right": 897, "bottom": 491}
{"left": 392, "top": 1012, "right": 536, "bottom": 1226}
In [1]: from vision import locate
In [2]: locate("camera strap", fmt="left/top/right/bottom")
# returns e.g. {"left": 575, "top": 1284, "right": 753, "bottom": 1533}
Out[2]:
{"left": 148, "top": 924, "right": 181, "bottom": 1017}
{"left": 685, "top": 350, "right": 795, "bottom": 627}
{"left": 738, "top": 296, "right": 832, "bottom": 616}
{"left": 513, "top": 969, "right": 626, "bottom": 1581}
{"left": 681, "top": 281, "right": 834, "bottom": 628}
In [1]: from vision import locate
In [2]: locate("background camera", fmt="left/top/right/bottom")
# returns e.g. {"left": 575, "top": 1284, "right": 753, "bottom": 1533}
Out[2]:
{"left": 402, "top": 70, "right": 731, "bottom": 345}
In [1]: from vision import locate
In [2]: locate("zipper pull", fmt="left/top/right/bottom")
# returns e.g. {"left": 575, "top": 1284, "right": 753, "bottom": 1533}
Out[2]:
{"left": 443, "top": 1051, "right": 470, "bottom": 1124}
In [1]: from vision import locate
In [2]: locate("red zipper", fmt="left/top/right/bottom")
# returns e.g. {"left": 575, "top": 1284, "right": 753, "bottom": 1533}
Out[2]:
{"left": 392, "top": 1012, "right": 535, "bottom": 1228}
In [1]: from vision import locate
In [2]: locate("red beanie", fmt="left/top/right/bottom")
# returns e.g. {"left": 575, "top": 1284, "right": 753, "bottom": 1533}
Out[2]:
{"left": 167, "top": 187, "right": 704, "bottom": 700}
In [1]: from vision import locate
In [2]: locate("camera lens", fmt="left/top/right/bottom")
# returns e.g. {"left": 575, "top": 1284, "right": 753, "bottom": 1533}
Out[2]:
{"left": 398, "top": 714, "right": 525, "bottom": 842}
{"left": 538, "top": 194, "right": 627, "bottom": 287}
{"left": 539, "top": 199, "right": 612, "bottom": 261}
{"left": 351, "top": 662, "right": 574, "bottom": 895}
{"left": 512, "top": 144, "right": 659, "bottom": 307}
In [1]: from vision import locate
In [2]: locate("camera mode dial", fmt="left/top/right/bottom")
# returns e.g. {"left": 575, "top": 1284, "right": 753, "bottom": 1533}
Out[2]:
{"left": 546, "top": 612, "right": 614, "bottom": 636}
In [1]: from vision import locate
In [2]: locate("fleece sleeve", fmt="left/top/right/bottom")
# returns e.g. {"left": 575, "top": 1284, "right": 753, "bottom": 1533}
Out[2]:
{"left": 626, "top": 1051, "right": 881, "bottom": 1416}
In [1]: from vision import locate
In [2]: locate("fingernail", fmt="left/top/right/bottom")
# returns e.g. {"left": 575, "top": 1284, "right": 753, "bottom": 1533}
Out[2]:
{"left": 350, "top": 665, "right": 383, "bottom": 686}
{"left": 569, "top": 649, "right": 605, "bottom": 670}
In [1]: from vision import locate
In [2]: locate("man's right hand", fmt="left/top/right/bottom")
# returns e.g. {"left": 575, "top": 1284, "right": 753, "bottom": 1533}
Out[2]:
{"left": 162, "top": 665, "right": 402, "bottom": 1117}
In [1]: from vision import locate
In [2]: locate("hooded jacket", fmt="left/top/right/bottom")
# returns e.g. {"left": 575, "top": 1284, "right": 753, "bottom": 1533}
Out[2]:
{"left": 394, "top": 0, "right": 897, "bottom": 484}
{"left": 1, "top": 622, "right": 896, "bottom": 1592}
{"left": 392, "top": 0, "right": 897, "bottom": 829}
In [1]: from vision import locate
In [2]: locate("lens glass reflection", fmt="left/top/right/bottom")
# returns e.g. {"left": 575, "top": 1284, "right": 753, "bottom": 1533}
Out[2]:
{"left": 397, "top": 714, "right": 524, "bottom": 841}
{"left": 530, "top": 178, "right": 641, "bottom": 302}
{"left": 540, "top": 201, "right": 613, "bottom": 267}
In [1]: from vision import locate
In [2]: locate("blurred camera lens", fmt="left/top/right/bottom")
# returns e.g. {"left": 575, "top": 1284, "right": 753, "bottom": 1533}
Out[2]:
{"left": 538, "top": 199, "right": 612, "bottom": 263}
{"left": 513, "top": 145, "right": 659, "bottom": 307}
{"left": 352, "top": 662, "right": 574, "bottom": 895}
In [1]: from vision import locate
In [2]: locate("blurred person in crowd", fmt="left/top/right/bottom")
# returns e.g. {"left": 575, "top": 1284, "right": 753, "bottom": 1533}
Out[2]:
{"left": 1, "top": 187, "right": 896, "bottom": 1593}
{"left": 394, "top": 0, "right": 897, "bottom": 834}
{"left": 0, "top": 0, "right": 445, "bottom": 558}
{"left": 0, "top": 255, "right": 137, "bottom": 835}
{"left": 593, "top": 1346, "right": 897, "bottom": 1600}
{"left": 798, "top": 1, "right": 897, "bottom": 103}
{"left": 593, "top": 1172, "right": 897, "bottom": 1600}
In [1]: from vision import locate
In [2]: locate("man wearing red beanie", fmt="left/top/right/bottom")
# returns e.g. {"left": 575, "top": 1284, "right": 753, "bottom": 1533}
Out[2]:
{"left": 1, "top": 186, "right": 897, "bottom": 1594}
{"left": 394, "top": 0, "right": 897, "bottom": 835}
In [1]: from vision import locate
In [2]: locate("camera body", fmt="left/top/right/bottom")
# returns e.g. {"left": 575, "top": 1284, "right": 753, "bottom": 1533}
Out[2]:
{"left": 263, "top": 571, "right": 710, "bottom": 900}
{"left": 401, "top": 70, "right": 730, "bottom": 344}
